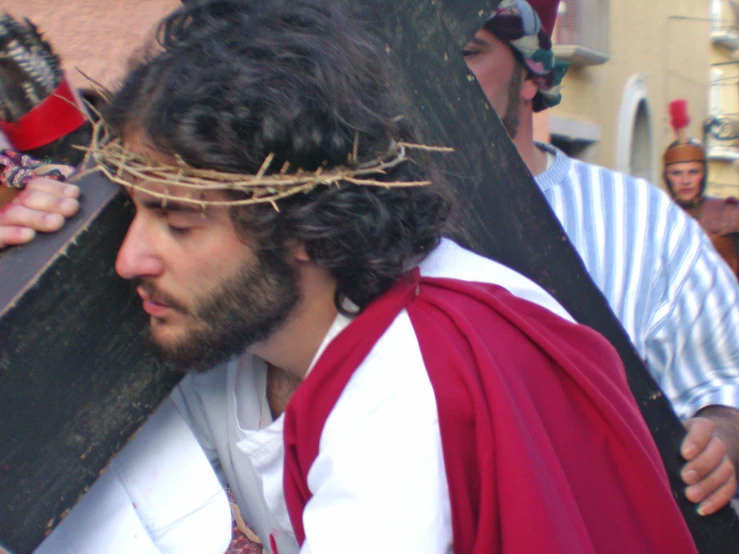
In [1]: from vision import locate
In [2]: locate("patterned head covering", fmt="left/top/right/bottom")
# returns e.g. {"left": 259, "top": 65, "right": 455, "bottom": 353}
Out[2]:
{"left": 483, "top": 0, "right": 569, "bottom": 111}
{"left": 526, "top": 0, "right": 560, "bottom": 34}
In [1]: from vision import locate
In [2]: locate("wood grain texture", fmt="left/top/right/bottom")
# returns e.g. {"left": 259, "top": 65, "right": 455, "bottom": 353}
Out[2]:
{"left": 0, "top": 175, "right": 180, "bottom": 554}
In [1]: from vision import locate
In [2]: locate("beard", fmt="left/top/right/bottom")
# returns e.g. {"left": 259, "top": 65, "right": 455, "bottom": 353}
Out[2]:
{"left": 501, "top": 66, "right": 523, "bottom": 139}
{"left": 140, "top": 248, "right": 300, "bottom": 373}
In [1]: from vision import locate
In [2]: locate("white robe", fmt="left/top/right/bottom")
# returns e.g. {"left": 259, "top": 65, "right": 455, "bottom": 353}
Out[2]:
{"left": 32, "top": 239, "right": 569, "bottom": 554}
{"left": 172, "top": 239, "right": 571, "bottom": 554}
{"left": 34, "top": 398, "right": 232, "bottom": 554}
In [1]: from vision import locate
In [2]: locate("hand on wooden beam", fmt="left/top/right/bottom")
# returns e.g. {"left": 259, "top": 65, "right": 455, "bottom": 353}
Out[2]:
{"left": 682, "top": 407, "right": 739, "bottom": 515}
{"left": 0, "top": 177, "right": 80, "bottom": 249}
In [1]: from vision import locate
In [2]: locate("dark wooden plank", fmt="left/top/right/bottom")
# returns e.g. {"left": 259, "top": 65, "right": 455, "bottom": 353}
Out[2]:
{"left": 0, "top": 174, "right": 180, "bottom": 554}
{"left": 0, "top": 172, "right": 116, "bottom": 312}
{"left": 0, "top": 187, "right": 19, "bottom": 210}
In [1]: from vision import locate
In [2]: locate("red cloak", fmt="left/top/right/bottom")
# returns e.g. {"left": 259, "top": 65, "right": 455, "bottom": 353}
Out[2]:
{"left": 283, "top": 270, "right": 697, "bottom": 553}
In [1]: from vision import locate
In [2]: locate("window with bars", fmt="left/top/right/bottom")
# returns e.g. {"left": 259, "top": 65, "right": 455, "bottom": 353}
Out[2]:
{"left": 712, "top": 0, "right": 739, "bottom": 50}
{"left": 704, "top": 67, "right": 739, "bottom": 159}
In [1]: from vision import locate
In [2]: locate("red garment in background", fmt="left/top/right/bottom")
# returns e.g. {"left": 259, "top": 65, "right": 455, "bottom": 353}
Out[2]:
{"left": 283, "top": 271, "right": 697, "bottom": 553}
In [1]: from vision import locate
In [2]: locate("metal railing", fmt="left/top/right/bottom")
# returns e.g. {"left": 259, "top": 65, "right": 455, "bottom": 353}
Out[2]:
{"left": 704, "top": 115, "right": 739, "bottom": 160}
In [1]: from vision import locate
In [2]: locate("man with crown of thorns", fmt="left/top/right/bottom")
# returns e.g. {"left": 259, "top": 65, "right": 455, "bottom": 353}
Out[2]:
{"left": 48, "top": 0, "right": 703, "bottom": 552}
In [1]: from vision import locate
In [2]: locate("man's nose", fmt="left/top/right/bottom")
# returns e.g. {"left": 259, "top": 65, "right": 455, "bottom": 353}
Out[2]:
{"left": 115, "top": 217, "right": 164, "bottom": 280}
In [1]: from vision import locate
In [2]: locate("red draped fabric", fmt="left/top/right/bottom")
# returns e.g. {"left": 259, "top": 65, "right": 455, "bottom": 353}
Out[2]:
{"left": 283, "top": 271, "right": 697, "bottom": 553}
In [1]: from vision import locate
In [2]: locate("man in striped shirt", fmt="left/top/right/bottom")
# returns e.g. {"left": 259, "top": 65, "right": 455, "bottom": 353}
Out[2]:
{"left": 464, "top": 0, "right": 739, "bottom": 515}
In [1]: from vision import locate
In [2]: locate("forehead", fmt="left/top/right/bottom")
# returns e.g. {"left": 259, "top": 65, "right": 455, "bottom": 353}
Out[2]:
{"left": 465, "top": 28, "right": 517, "bottom": 75}
{"left": 667, "top": 161, "right": 704, "bottom": 173}
{"left": 118, "top": 129, "right": 233, "bottom": 208}
{"left": 468, "top": 27, "right": 508, "bottom": 51}
{"left": 122, "top": 182, "right": 236, "bottom": 219}
{"left": 122, "top": 128, "right": 171, "bottom": 162}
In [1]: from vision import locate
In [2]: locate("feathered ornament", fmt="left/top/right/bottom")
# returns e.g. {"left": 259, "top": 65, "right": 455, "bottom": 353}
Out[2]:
{"left": 668, "top": 99, "right": 690, "bottom": 143}
{"left": 663, "top": 98, "right": 705, "bottom": 169}
{"left": 0, "top": 15, "right": 62, "bottom": 123}
{"left": 0, "top": 13, "right": 89, "bottom": 165}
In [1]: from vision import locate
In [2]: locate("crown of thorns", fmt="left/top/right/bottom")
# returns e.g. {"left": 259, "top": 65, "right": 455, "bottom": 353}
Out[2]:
{"left": 81, "top": 115, "right": 453, "bottom": 210}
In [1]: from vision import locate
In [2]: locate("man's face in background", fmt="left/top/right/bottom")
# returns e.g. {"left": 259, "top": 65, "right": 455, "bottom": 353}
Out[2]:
{"left": 463, "top": 28, "right": 525, "bottom": 139}
{"left": 665, "top": 161, "right": 705, "bottom": 204}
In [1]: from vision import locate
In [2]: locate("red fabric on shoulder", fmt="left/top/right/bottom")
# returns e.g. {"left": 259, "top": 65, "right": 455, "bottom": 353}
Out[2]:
{"left": 282, "top": 273, "right": 414, "bottom": 539}
{"left": 283, "top": 271, "right": 697, "bottom": 553}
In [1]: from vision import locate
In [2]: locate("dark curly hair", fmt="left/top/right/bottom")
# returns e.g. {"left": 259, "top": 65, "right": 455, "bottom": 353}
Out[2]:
{"left": 105, "top": 0, "right": 452, "bottom": 312}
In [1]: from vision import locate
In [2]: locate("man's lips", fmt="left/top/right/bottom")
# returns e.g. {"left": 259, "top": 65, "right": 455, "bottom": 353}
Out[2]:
{"left": 137, "top": 288, "right": 172, "bottom": 317}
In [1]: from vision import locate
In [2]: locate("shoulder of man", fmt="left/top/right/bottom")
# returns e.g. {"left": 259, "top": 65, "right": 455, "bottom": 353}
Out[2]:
{"left": 170, "top": 359, "right": 238, "bottom": 453}
{"left": 547, "top": 147, "right": 657, "bottom": 193}
{"left": 720, "top": 196, "right": 739, "bottom": 233}
{"left": 421, "top": 239, "right": 573, "bottom": 321}
{"left": 553, "top": 151, "right": 680, "bottom": 218}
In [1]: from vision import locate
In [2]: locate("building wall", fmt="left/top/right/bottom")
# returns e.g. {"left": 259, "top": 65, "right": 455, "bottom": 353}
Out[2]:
{"left": 548, "top": 0, "right": 713, "bottom": 190}
{"left": 0, "top": 0, "right": 180, "bottom": 91}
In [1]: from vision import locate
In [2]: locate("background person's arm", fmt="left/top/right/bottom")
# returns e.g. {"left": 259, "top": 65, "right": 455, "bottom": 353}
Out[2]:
{"left": 644, "top": 200, "right": 739, "bottom": 514}
{"left": 681, "top": 407, "right": 739, "bottom": 515}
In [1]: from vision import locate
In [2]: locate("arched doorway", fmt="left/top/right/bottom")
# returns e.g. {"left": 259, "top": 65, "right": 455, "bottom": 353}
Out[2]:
{"left": 630, "top": 101, "right": 652, "bottom": 181}
{"left": 616, "top": 74, "right": 655, "bottom": 183}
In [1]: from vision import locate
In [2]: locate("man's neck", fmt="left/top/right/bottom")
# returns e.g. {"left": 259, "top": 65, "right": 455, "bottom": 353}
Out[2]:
{"left": 267, "top": 363, "right": 302, "bottom": 419}
{"left": 675, "top": 194, "right": 704, "bottom": 211}
{"left": 250, "top": 263, "right": 339, "bottom": 380}
{"left": 512, "top": 119, "right": 548, "bottom": 177}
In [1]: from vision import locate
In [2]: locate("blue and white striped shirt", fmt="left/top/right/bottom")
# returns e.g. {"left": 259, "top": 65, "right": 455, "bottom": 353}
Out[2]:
{"left": 536, "top": 143, "right": 739, "bottom": 420}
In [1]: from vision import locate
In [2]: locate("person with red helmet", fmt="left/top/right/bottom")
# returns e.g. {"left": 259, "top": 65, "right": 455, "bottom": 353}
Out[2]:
{"left": 664, "top": 100, "right": 739, "bottom": 279}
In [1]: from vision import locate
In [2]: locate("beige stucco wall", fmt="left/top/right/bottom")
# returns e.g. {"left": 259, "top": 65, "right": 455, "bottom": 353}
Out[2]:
{"left": 0, "top": 0, "right": 180, "bottom": 91}
{"left": 550, "top": 0, "right": 712, "bottom": 190}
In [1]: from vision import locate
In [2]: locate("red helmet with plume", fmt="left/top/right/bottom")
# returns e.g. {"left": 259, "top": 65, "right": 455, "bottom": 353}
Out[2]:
{"left": 664, "top": 99, "right": 705, "bottom": 166}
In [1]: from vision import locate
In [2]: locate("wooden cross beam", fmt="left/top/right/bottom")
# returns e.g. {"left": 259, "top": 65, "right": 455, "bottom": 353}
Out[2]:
{"left": 1, "top": 0, "right": 738, "bottom": 551}
{"left": 0, "top": 176, "right": 181, "bottom": 553}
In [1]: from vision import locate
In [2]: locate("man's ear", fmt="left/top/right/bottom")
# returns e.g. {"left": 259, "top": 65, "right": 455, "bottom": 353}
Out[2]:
{"left": 521, "top": 73, "right": 538, "bottom": 103}
{"left": 291, "top": 240, "right": 311, "bottom": 263}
